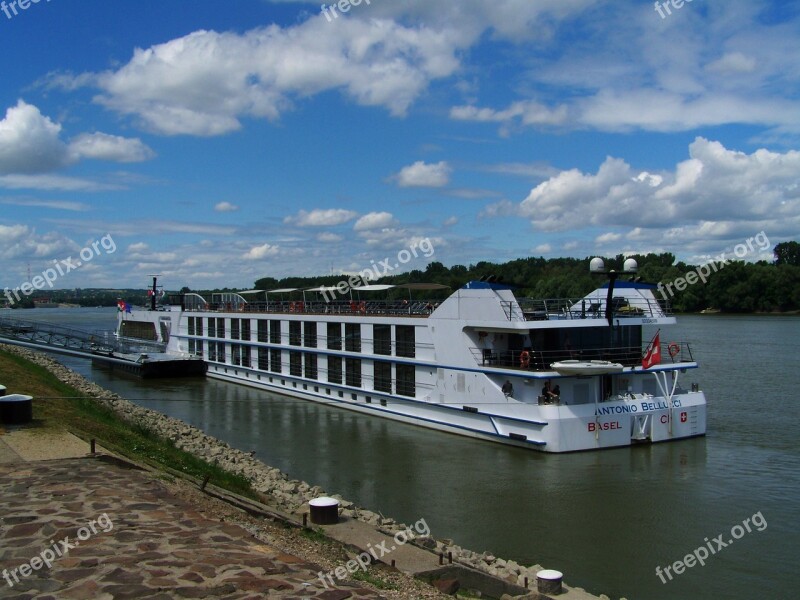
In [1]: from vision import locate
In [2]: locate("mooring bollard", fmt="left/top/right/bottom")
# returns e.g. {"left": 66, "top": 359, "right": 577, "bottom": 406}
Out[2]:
{"left": 303, "top": 513, "right": 308, "bottom": 528}
{"left": 448, "top": 551, "right": 452, "bottom": 564}
{"left": 90, "top": 439, "right": 96, "bottom": 454}
{"left": 200, "top": 474, "right": 210, "bottom": 491}
{"left": 309, "top": 497, "right": 339, "bottom": 525}
{"left": 537, "top": 569, "right": 563, "bottom": 595}
{"left": 0, "top": 394, "right": 33, "bottom": 425}
{"left": 439, "top": 553, "right": 444, "bottom": 565}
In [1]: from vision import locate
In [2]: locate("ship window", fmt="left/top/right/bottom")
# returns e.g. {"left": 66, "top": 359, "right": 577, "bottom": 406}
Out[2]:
{"left": 305, "top": 353, "right": 318, "bottom": 380}
{"left": 241, "top": 319, "right": 251, "bottom": 342}
{"left": 327, "top": 323, "right": 342, "bottom": 350}
{"left": 345, "top": 323, "right": 361, "bottom": 352}
{"left": 241, "top": 345, "right": 251, "bottom": 368}
{"left": 208, "top": 342, "right": 217, "bottom": 362}
{"left": 217, "top": 319, "right": 225, "bottom": 339}
{"left": 289, "top": 321, "right": 302, "bottom": 346}
{"left": 396, "top": 326, "right": 415, "bottom": 358}
{"left": 396, "top": 363, "right": 415, "bottom": 397}
{"left": 345, "top": 358, "right": 362, "bottom": 387}
{"left": 258, "top": 348, "right": 269, "bottom": 370}
{"left": 328, "top": 355, "right": 342, "bottom": 384}
{"left": 207, "top": 318, "right": 215, "bottom": 337}
{"left": 258, "top": 320, "right": 268, "bottom": 342}
{"left": 270, "top": 349, "right": 282, "bottom": 373}
{"left": 120, "top": 320, "right": 158, "bottom": 341}
{"left": 304, "top": 322, "right": 317, "bottom": 348}
{"left": 231, "top": 319, "right": 240, "bottom": 340}
{"left": 232, "top": 345, "right": 241, "bottom": 366}
{"left": 269, "top": 320, "right": 282, "bottom": 344}
{"left": 290, "top": 351, "right": 302, "bottom": 376}
{"left": 374, "top": 361, "right": 392, "bottom": 393}
{"left": 373, "top": 324, "right": 392, "bottom": 355}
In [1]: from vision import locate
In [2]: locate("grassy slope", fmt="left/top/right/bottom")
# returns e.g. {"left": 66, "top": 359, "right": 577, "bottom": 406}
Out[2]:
{"left": 0, "top": 348, "right": 256, "bottom": 499}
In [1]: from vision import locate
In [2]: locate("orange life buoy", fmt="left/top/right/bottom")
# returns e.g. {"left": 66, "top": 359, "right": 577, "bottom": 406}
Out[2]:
{"left": 359, "top": 301, "right": 367, "bottom": 314}
{"left": 520, "top": 350, "right": 530, "bottom": 368}
{"left": 668, "top": 343, "right": 680, "bottom": 358}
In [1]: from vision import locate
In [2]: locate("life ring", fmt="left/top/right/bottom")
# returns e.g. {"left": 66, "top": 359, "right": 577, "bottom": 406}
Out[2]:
{"left": 359, "top": 301, "right": 367, "bottom": 314}
{"left": 520, "top": 350, "right": 531, "bottom": 369}
{"left": 350, "top": 301, "right": 358, "bottom": 312}
{"left": 668, "top": 343, "right": 680, "bottom": 358}
{"left": 289, "top": 302, "right": 296, "bottom": 313}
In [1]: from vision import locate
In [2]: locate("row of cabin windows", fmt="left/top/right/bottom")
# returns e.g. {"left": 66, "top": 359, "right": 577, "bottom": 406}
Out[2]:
{"left": 207, "top": 344, "right": 415, "bottom": 397}
{"left": 204, "top": 318, "right": 415, "bottom": 357}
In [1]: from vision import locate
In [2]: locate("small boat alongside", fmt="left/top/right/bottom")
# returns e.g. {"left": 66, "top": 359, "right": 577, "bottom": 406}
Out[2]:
{"left": 550, "top": 360, "right": 625, "bottom": 376}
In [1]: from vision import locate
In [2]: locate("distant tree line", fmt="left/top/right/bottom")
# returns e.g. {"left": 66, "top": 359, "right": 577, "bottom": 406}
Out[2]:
{"left": 248, "top": 241, "right": 800, "bottom": 314}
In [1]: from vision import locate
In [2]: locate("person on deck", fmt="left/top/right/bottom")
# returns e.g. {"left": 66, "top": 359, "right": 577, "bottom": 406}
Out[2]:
{"left": 502, "top": 380, "right": 514, "bottom": 397}
{"left": 542, "top": 381, "right": 558, "bottom": 403}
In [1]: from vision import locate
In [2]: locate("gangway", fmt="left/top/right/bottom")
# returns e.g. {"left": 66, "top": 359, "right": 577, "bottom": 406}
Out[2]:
{"left": 0, "top": 315, "right": 204, "bottom": 378}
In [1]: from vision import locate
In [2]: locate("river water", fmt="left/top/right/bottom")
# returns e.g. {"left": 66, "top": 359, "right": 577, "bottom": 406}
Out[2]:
{"left": 6, "top": 308, "right": 799, "bottom": 600}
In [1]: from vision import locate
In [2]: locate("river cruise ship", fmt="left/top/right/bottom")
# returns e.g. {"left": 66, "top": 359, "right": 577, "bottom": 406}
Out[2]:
{"left": 117, "top": 265, "right": 706, "bottom": 452}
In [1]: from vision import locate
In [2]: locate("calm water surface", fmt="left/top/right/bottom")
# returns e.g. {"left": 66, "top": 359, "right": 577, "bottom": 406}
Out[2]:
{"left": 9, "top": 308, "right": 800, "bottom": 600}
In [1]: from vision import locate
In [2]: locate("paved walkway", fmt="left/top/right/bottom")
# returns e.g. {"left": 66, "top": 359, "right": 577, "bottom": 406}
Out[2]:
{"left": 0, "top": 450, "right": 384, "bottom": 599}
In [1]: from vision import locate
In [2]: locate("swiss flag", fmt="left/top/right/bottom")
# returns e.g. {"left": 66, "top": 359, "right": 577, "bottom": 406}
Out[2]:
{"left": 642, "top": 332, "right": 661, "bottom": 369}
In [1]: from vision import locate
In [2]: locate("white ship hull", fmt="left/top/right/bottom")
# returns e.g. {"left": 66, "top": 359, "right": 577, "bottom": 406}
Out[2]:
{"left": 117, "top": 281, "right": 707, "bottom": 453}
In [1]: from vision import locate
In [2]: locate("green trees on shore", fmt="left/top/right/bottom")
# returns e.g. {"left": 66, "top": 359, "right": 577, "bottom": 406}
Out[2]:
{"left": 253, "top": 242, "right": 800, "bottom": 313}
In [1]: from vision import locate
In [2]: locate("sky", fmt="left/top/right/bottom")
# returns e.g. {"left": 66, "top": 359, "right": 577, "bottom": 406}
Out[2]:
{"left": 0, "top": 0, "right": 798, "bottom": 291}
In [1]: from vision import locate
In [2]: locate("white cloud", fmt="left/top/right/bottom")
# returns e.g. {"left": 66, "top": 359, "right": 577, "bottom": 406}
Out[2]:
{"left": 443, "top": 216, "right": 458, "bottom": 226}
{"left": 450, "top": 100, "right": 569, "bottom": 128}
{"left": 534, "top": 243, "right": 552, "bottom": 254}
{"left": 317, "top": 232, "right": 344, "bottom": 243}
{"left": 214, "top": 201, "right": 239, "bottom": 212}
{"left": 63, "top": 17, "right": 462, "bottom": 136}
{"left": 128, "top": 242, "right": 149, "bottom": 253}
{"left": 0, "top": 224, "right": 78, "bottom": 261}
{"left": 0, "top": 174, "right": 123, "bottom": 192}
{"left": 68, "top": 132, "right": 155, "bottom": 163}
{"left": 393, "top": 161, "right": 451, "bottom": 188}
{"left": 504, "top": 138, "right": 800, "bottom": 239}
{"left": 243, "top": 243, "right": 280, "bottom": 260}
{"left": 595, "top": 232, "right": 622, "bottom": 245}
{"left": 285, "top": 208, "right": 359, "bottom": 227}
{"left": 706, "top": 52, "right": 757, "bottom": 74}
{"left": 0, "top": 100, "right": 155, "bottom": 176}
{"left": 354, "top": 212, "right": 395, "bottom": 231}
{"left": 0, "top": 101, "right": 68, "bottom": 174}
{"left": 0, "top": 198, "right": 89, "bottom": 211}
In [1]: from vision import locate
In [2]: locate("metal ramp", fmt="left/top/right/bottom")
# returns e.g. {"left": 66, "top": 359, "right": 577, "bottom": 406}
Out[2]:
{"left": 0, "top": 315, "right": 165, "bottom": 357}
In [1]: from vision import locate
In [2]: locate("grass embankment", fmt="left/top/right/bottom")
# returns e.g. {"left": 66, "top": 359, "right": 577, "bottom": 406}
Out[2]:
{"left": 0, "top": 349, "right": 256, "bottom": 499}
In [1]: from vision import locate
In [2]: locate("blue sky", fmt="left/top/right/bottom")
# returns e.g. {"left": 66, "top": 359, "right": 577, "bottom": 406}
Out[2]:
{"left": 1, "top": 0, "right": 798, "bottom": 291}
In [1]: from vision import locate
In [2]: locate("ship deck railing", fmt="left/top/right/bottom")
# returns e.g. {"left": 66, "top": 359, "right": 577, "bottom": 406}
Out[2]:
{"left": 470, "top": 342, "right": 694, "bottom": 372}
{"left": 506, "top": 296, "right": 672, "bottom": 321}
{"left": 188, "top": 299, "right": 440, "bottom": 317}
